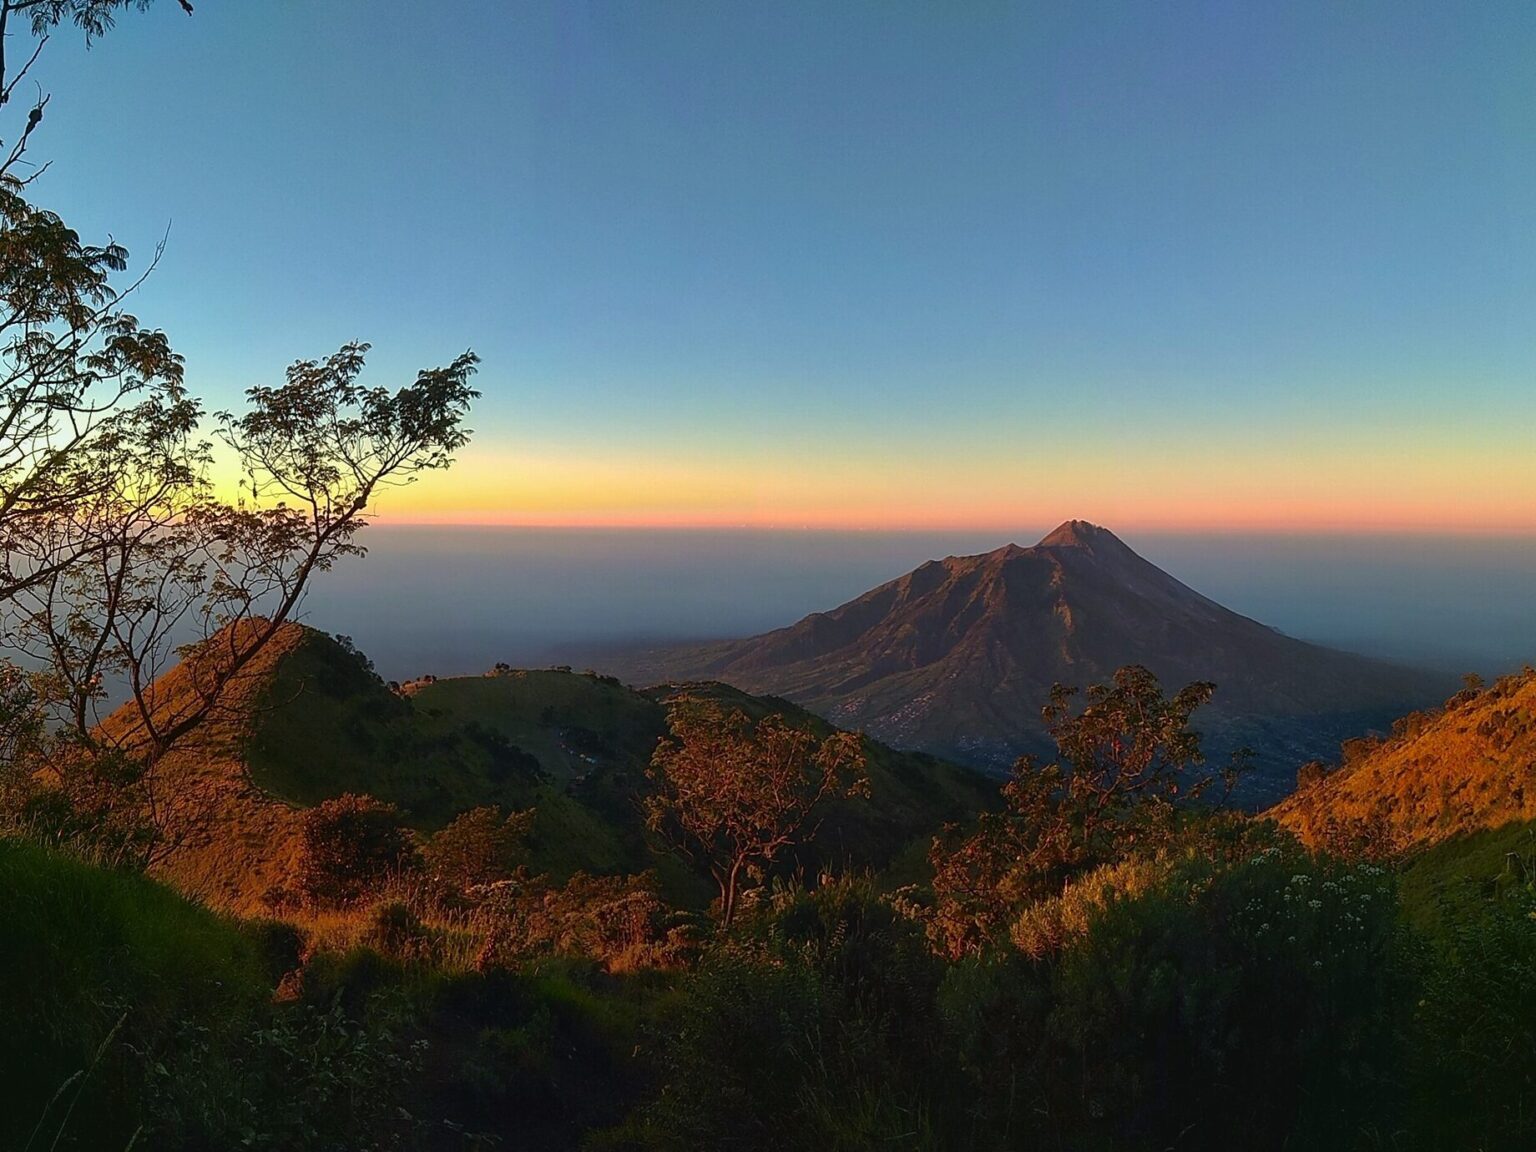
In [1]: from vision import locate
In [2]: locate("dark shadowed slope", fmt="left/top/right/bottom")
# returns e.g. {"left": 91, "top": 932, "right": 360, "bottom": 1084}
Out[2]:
{"left": 597, "top": 521, "right": 1451, "bottom": 802}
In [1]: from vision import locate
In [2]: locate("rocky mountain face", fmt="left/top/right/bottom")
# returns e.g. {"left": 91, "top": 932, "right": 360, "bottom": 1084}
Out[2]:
{"left": 601, "top": 521, "right": 1451, "bottom": 802}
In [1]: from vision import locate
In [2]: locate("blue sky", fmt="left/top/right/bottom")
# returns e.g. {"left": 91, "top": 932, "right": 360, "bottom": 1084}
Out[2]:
{"left": 30, "top": 1, "right": 1536, "bottom": 528}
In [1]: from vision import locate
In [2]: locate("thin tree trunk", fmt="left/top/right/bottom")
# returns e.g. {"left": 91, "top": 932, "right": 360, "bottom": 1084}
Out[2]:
{"left": 722, "top": 857, "right": 745, "bottom": 927}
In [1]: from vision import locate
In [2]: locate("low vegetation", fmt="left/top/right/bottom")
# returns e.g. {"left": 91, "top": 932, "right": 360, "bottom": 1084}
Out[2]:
{"left": 5, "top": 636, "right": 1535, "bottom": 1150}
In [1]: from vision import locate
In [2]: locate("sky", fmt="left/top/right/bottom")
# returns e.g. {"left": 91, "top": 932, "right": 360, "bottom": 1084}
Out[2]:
{"left": 29, "top": 1, "right": 1536, "bottom": 531}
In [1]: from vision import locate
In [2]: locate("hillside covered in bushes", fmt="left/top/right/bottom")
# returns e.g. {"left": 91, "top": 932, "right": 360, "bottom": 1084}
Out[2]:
{"left": 5, "top": 630, "right": 1535, "bottom": 1150}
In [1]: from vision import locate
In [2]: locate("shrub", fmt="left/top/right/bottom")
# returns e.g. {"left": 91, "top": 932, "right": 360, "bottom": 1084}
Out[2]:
{"left": 475, "top": 871, "right": 676, "bottom": 972}
{"left": 421, "top": 804, "right": 533, "bottom": 892}
{"left": 1045, "top": 848, "right": 1410, "bottom": 1148}
{"left": 1407, "top": 891, "right": 1536, "bottom": 1149}
{"left": 633, "top": 878, "right": 952, "bottom": 1151}
{"left": 1009, "top": 853, "right": 1173, "bottom": 958}
{"left": 297, "top": 793, "right": 418, "bottom": 907}
{"left": 1296, "top": 758, "right": 1330, "bottom": 790}
{"left": 142, "top": 996, "right": 431, "bottom": 1151}
{"left": 366, "top": 899, "right": 439, "bottom": 964}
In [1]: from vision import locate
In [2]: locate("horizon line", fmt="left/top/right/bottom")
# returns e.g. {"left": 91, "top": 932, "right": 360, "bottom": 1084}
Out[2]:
{"left": 361, "top": 514, "right": 1536, "bottom": 538}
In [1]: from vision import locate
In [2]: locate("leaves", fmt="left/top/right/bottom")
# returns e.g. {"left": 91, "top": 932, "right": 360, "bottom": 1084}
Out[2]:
{"left": 645, "top": 702, "right": 868, "bottom": 925}
{"left": 924, "top": 666, "right": 1242, "bottom": 959}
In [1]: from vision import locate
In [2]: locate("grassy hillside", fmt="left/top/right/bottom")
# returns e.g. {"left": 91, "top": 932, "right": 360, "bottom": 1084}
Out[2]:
{"left": 0, "top": 839, "right": 273, "bottom": 1149}
{"left": 243, "top": 630, "right": 997, "bottom": 902}
{"left": 245, "top": 636, "right": 642, "bottom": 880}
{"left": 1399, "top": 817, "right": 1536, "bottom": 934}
{"left": 1270, "top": 669, "right": 1536, "bottom": 853}
{"left": 412, "top": 669, "right": 999, "bottom": 879}
{"left": 413, "top": 667, "right": 669, "bottom": 785}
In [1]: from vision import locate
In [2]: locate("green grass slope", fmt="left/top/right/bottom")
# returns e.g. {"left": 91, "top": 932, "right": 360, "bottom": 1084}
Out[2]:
{"left": 413, "top": 667, "right": 668, "bottom": 785}
{"left": 0, "top": 838, "right": 272, "bottom": 1149}
{"left": 1400, "top": 817, "right": 1536, "bottom": 935}
{"left": 408, "top": 669, "right": 999, "bottom": 880}
{"left": 244, "top": 631, "right": 997, "bottom": 896}
{"left": 245, "top": 635, "right": 639, "bottom": 878}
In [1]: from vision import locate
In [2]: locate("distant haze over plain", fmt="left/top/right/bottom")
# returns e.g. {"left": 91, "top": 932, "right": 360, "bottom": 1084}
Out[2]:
{"left": 297, "top": 527, "right": 1536, "bottom": 684}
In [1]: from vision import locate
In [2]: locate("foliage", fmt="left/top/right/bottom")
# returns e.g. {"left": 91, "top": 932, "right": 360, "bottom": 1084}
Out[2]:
{"left": 142, "top": 996, "right": 435, "bottom": 1152}
{"left": 1407, "top": 892, "right": 1536, "bottom": 1150}
{"left": 475, "top": 870, "right": 680, "bottom": 973}
{"left": 632, "top": 877, "right": 951, "bottom": 1151}
{"left": 297, "top": 792, "right": 419, "bottom": 907}
{"left": 936, "top": 846, "right": 1411, "bottom": 1150}
{"left": 422, "top": 804, "right": 535, "bottom": 893}
{"left": 1394, "top": 822, "right": 1536, "bottom": 1150}
{"left": 646, "top": 700, "right": 869, "bottom": 925}
{"left": 0, "top": 0, "right": 479, "bottom": 867}
{"left": 1296, "top": 757, "right": 1329, "bottom": 790}
{"left": 1007, "top": 852, "right": 1174, "bottom": 958}
{"left": 924, "top": 665, "right": 1241, "bottom": 958}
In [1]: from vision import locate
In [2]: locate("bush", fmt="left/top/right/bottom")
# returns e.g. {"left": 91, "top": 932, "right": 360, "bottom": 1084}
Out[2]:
{"left": 633, "top": 878, "right": 952, "bottom": 1151}
{"left": 297, "top": 793, "right": 418, "bottom": 907}
{"left": 1296, "top": 758, "right": 1330, "bottom": 791}
{"left": 142, "top": 996, "right": 431, "bottom": 1151}
{"left": 475, "top": 870, "right": 677, "bottom": 972}
{"left": 421, "top": 804, "right": 533, "bottom": 892}
{"left": 1044, "top": 848, "right": 1410, "bottom": 1149}
{"left": 1406, "top": 891, "right": 1536, "bottom": 1149}
{"left": 366, "top": 899, "right": 439, "bottom": 964}
{"left": 1008, "top": 853, "right": 1172, "bottom": 958}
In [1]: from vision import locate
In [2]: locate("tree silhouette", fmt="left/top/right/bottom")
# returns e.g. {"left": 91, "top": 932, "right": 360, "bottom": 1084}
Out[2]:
{"left": 0, "top": 3, "right": 480, "bottom": 860}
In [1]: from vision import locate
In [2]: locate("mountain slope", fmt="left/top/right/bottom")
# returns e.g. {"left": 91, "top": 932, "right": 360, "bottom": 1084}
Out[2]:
{"left": 92, "top": 620, "right": 314, "bottom": 914}
{"left": 1271, "top": 669, "right": 1536, "bottom": 853}
{"left": 118, "top": 626, "right": 994, "bottom": 912}
{"left": 600, "top": 521, "right": 1449, "bottom": 800}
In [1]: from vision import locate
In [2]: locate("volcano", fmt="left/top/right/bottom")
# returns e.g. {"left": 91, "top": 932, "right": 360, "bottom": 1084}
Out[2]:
{"left": 600, "top": 521, "right": 1451, "bottom": 802}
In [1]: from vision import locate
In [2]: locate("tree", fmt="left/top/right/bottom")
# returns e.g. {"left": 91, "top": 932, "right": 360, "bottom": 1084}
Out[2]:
{"left": 926, "top": 665, "right": 1241, "bottom": 959}
{"left": 0, "top": 3, "right": 481, "bottom": 860}
{"left": 645, "top": 702, "right": 868, "bottom": 926}
{"left": 0, "top": 0, "right": 198, "bottom": 609}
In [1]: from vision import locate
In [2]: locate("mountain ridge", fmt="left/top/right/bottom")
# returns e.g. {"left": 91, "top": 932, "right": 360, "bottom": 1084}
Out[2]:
{"left": 1270, "top": 667, "right": 1536, "bottom": 852}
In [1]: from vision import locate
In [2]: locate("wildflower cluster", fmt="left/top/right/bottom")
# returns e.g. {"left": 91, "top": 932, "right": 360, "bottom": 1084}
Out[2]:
{"left": 1235, "top": 847, "right": 1397, "bottom": 981}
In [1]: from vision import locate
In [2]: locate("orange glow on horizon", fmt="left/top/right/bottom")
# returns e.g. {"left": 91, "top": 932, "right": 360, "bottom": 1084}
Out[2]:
{"left": 209, "top": 437, "right": 1536, "bottom": 538}
{"left": 365, "top": 500, "right": 1536, "bottom": 538}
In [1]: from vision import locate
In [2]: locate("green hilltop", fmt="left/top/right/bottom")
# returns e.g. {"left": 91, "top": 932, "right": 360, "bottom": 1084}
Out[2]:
{"left": 243, "top": 628, "right": 998, "bottom": 897}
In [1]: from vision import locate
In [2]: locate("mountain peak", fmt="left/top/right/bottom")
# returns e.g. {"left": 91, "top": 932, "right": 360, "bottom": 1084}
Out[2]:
{"left": 608, "top": 517, "right": 1449, "bottom": 800}
{"left": 1037, "top": 519, "right": 1119, "bottom": 549}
